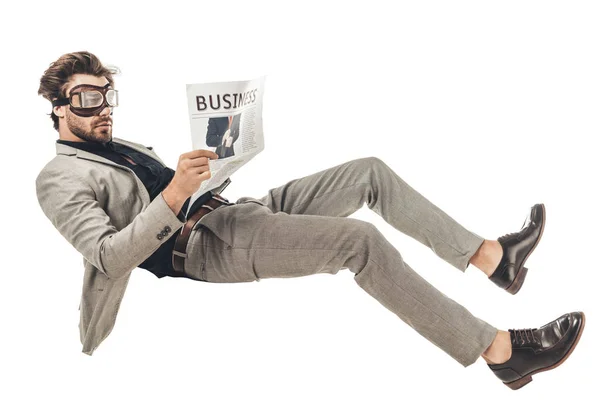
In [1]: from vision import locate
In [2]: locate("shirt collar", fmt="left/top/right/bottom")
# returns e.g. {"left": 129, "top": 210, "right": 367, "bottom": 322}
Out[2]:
{"left": 56, "top": 138, "right": 114, "bottom": 151}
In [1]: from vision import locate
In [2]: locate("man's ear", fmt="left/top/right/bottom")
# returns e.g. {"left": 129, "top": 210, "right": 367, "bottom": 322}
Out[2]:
{"left": 53, "top": 105, "right": 65, "bottom": 118}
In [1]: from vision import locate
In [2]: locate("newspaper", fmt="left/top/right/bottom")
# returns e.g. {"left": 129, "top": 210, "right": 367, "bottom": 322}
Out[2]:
{"left": 185, "top": 76, "right": 266, "bottom": 212}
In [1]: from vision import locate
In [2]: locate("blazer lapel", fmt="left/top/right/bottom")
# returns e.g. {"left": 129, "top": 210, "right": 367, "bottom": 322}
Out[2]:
{"left": 54, "top": 137, "right": 166, "bottom": 170}
{"left": 54, "top": 137, "right": 166, "bottom": 205}
{"left": 54, "top": 141, "right": 128, "bottom": 171}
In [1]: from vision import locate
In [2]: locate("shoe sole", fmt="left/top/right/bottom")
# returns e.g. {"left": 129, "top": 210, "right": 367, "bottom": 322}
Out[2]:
{"left": 504, "top": 311, "right": 586, "bottom": 390}
{"left": 506, "top": 203, "right": 546, "bottom": 295}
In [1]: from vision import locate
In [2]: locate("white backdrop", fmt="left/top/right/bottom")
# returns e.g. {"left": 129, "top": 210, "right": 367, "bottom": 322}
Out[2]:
{"left": 1, "top": 1, "right": 598, "bottom": 398}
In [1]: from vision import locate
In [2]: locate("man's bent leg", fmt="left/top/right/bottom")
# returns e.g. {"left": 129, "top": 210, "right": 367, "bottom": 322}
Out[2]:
{"left": 256, "top": 157, "right": 485, "bottom": 272}
{"left": 189, "top": 204, "right": 498, "bottom": 367}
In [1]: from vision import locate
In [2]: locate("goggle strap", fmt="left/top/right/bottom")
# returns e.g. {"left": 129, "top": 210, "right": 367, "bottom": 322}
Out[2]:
{"left": 51, "top": 98, "right": 70, "bottom": 107}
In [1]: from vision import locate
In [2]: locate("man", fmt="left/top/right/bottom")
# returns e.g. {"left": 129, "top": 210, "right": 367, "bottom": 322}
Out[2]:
{"left": 36, "top": 51, "right": 584, "bottom": 390}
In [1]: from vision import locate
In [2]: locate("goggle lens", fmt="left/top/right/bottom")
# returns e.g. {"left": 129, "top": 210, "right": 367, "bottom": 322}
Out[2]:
{"left": 74, "top": 89, "right": 118, "bottom": 108}
{"left": 105, "top": 90, "right": 118, "bottom": 107}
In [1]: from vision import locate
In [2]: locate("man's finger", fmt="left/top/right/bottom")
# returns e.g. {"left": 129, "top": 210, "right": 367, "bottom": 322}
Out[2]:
{"left": 187, "top": 156, "right": 213, "bottom": 168}
{"left": 182, "top": 149, "right": 219, "bottom": 160}
{"left": 189, "top": 164, "right": 210, "bottom": 174}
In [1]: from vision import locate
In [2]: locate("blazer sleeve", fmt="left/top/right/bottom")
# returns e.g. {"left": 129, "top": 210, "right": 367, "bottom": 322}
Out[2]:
{"left": 35, "top": 167, "right": 186, "bottom": 280}
{"left": 206, "top": 118, "right": 223, "bottom": 147}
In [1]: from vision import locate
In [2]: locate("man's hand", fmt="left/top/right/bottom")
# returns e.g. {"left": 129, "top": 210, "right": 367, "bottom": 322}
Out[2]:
{"left": 162, "top": 149, "right": 219, "bottom": 215}
{"left": 222, "top": 129, "right": 231, "bottom": 145}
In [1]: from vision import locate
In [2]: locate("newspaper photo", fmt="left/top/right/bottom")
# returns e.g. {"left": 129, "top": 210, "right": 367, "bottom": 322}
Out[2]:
{"left": 185, "top": 76, "right": 266, "bottom": 212}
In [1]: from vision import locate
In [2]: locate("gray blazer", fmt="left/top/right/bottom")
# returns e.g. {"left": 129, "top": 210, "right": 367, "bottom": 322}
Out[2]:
{"left": 35, "top": 136, "right": 227, "bottom": 355}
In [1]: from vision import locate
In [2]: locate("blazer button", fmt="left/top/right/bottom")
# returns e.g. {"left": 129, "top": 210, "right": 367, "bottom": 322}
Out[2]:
{"left": 157, "top": 233, "right": 164, "bottom": 240}
{"left": 164, "top": 226, "right": 171, "bottom": 233}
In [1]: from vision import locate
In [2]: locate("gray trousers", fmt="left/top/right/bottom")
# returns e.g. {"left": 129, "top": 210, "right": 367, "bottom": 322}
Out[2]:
{"left": 183, "top": 157, "right": 499, "bottom": 367}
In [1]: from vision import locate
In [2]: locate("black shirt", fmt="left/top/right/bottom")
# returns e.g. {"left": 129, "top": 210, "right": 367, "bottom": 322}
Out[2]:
{"left": 56, "top": 138, "right": 211, "bottom": 278}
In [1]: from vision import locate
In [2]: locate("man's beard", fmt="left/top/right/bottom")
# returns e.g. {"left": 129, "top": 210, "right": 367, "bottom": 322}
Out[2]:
{"left": 65, "top": 110, "right": 112, "bottom": 144}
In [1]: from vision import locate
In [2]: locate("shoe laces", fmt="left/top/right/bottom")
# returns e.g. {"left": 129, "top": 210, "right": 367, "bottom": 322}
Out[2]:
{"left": 498, "top": 231, "right": 519, "bottom": 242}
{"left": 499, "top": 212, "right": 531, "bottom": 242}
{"left": 509, "top": 328, "right": 540, "bottom": 347}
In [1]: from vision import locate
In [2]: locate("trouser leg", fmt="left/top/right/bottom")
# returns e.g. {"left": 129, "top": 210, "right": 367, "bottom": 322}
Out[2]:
{"left": 190, "top": 203, "right": 498, "bottom": 367}
{"left": 257, "top": 156, "right": 485, "bottom": 272}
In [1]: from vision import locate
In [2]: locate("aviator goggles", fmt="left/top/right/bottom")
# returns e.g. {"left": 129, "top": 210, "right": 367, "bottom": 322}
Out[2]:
{"left": 52, "top": 83, "right": 119, "bottom": 117}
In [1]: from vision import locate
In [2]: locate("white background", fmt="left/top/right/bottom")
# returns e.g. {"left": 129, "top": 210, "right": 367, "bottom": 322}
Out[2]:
{"left": 1, "top": 1, "right": 598, "bottom": 398}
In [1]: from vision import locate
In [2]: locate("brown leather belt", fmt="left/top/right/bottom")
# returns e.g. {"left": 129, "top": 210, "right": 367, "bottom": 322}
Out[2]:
{"left": 172, "top": 193, "right": 231, "bottom": 275}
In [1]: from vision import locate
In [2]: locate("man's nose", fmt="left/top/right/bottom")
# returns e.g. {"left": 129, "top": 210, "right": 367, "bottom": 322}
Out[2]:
{"left": 99, "top": 105, "right": 112, "bottom": 116}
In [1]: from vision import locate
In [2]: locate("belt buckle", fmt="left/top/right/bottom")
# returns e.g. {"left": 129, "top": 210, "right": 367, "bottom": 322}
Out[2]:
{"left": 172, "top": 250, "right": 187, "bottom": 258}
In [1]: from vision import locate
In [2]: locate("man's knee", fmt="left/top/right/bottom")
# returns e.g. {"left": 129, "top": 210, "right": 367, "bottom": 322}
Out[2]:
{"left": 350, "top": 157, "right": 389, "bottom": 181}
{"left": 353, "top": 156, "right": 386, "bottom": 169}
{"left": 344, "top": 218, "right": 383, "bottom": 245}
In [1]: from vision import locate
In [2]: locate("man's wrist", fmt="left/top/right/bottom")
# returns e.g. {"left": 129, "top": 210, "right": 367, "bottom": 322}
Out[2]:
{"left": 162, "top": 186, "right": 187, "bottom": 216}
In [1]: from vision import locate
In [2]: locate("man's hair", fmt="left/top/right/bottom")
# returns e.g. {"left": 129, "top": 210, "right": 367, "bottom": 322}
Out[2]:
{"left": 38, "top": 51, "right": 115, "bottom": 131}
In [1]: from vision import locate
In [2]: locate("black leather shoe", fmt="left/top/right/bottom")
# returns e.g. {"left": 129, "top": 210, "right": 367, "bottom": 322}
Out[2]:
{"left": 488, "top": 311, "right": 585, "bottom": 390}
{"left": 489, "top": 203, "right": 546, "bottom": 294}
